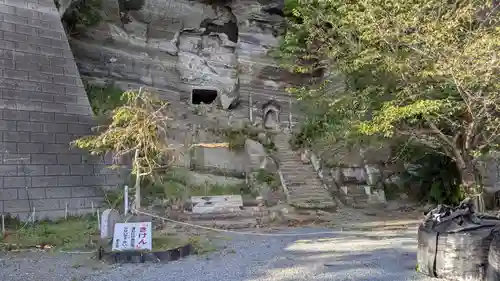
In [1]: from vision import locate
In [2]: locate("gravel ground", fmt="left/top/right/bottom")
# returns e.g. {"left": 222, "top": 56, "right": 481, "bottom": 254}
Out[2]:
{"left": 0, "top": 226, "right": 434, "bottom": 281}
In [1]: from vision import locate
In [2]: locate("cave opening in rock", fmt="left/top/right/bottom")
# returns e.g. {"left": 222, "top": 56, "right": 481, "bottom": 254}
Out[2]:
{"left": 200, "top": 6, "right": 239, "bottom": 43}
{"left": 192, "top": 89, "right": 218, "bottom": 104}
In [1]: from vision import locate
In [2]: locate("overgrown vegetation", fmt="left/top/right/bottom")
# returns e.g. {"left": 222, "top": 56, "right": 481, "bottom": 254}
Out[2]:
{"left": 254, "top": 169, "right": 281, "bottom": 191}
{"left": 73, "top": 89, "right": 175, "bottom": 211}
{"left": 277, "top": 0, "right": 500, "bottom": 198}
{"left": 84, "top": 82, "right": 124, "bottom": 116}
{"left": 60, "top": 0, "right": 103, "bottom": 34}
{"left": 139, "top": 168, "right": 252, "bottom": 206}
{"left": 0, "top": 215, "right": 98, "bottom": 251}
{"left": 188, "top": 236, "right": 218, "bottom": 255}
{"left": 215, "top": 124, "right": 277, "bottom": 153}
{"left": 397, "top": 144, "right": 464, "bottom": 205}
{"left": 0, "top": 212, "right": 219, "bottom": 254}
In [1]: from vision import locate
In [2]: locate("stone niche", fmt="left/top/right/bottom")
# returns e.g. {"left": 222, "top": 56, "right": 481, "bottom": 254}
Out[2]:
{"left": 262, "top": 100, "right": 281, "bottom": 129}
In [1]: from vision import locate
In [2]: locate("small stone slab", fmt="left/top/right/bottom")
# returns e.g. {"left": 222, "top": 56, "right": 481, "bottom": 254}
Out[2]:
{"left": 98, "top": 244, "right": 192, "bottom": 264}
{"left": 191, "top": 195, "right": 243, "bottom": 214}
{"left": 101, "top": 209, "right": 122, "bottom": 239}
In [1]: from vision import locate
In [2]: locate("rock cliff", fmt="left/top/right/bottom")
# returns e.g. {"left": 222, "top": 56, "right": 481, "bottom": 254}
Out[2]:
{"left": 60, "top": 0, "right": 296, "bottom": 114}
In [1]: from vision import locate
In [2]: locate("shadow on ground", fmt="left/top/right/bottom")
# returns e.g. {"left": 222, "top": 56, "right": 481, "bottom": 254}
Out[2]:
{"left": 0, "top": 226, "right": 432, "bottom": 281}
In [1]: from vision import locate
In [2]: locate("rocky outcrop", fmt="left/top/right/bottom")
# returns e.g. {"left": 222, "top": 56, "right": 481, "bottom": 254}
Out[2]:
{"left": 64, "top": 0, "right": 289, "bottom": 111}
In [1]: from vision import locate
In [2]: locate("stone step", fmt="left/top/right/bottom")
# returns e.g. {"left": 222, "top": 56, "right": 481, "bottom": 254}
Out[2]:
{"left": 281, "top": 173, "right": 320, "bottom": 178}
{"left": 286, "top": 186, "right": 328, "bottom": 192}
{"left": 274, "top": 133, "right": 336, "bottom": 209}
{"left": 287, "top": 196, "right": 333, "bottom": 202}
{"left": 280, "top": 172, "right": 316, "bottom": 177}
{"left": 280, "top": 167, "right": 315, "bottom": 172}
{"left": 281, "top": 179, "right": 321, "bottom": 186}
{"left": 289, "top": 200, "right": 337, "bottom": 209}
{"left": 280, "top": 159, "right": 307, "bottom": 164}
{"left": 279, "top": 163, "right": 313, "bottom": 167}
{"left": 287, "top": 191, "right": 332, "bottom": 198}
{"left": 283, "top": 181, "right": 323, "bottom": 186}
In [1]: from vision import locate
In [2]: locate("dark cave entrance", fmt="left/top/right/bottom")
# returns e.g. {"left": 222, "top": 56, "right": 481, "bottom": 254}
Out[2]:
{"left": 200, "top": 5, "right": 239, "bottom": 43}
{"left": 192, "top": 89, "right": 218, "bottom": 104}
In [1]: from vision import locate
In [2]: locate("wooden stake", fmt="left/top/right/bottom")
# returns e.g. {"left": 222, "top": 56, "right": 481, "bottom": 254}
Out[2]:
{"left": 65, "top": 203, "right": 68, "bottom": 219}
{"left": 124, "top": 185, "right": 129, "bottom": 215}
{"left": 249, "top": 90, "right": 253, "bottom": 122}
{"left": 1, "top": 214, "right": 5, "bottom": 235}
{"left": 97, "top": 209, "right": 101, "bottom": 230}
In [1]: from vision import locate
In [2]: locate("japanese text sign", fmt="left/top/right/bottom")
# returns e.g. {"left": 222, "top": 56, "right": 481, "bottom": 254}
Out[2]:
{"left": 112, "top": 222, "right": 152, "bottom": 251}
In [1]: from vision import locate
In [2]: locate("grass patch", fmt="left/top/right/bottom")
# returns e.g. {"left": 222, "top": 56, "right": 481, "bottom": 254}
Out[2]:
{"left": 213, "top": 124, "right": 276, "bottom": 152}
{"left": 151, "top": 233, "right": 218, "bottom": 254}
{"left": 151, "top": 234, "right": 189, "bottom": 251}
{"left": 188, "top": 236, "right": 218, "bottom": 255}
{"left": 254, "top": 168, "right": 281, "bottom": 191}
{"left": 140, "top": 168, "right": 252, "bottom": 206}
{"left": 0, "top": 215, "right": 98, "bottom": 251}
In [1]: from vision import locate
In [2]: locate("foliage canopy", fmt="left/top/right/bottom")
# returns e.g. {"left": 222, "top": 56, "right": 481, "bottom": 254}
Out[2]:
{"left": 73, "top": 88, "right": 174, "bottom": 178}
{"left": 278, "top": 0, "right": 500, "bottom": 188}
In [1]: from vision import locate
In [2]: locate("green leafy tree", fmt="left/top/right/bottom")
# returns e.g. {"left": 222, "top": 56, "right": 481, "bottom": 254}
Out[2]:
{"left": 278, "top": 0, "right": 500, "bottom": 192}
{"left": 72, "top": 88, "right": 175, "bottom": 210}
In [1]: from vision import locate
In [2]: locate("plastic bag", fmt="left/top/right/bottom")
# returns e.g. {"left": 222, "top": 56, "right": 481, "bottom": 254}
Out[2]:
{"left": 486, "top": 229, "right": 500, "bottom": 281}
{"left": 417, "top": 203, "right": 500, "bottom": 281}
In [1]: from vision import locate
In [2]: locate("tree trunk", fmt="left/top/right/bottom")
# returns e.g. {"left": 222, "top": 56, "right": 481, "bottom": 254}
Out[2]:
{"left": 134, "top": 148, "right": 141, "bottom": 211}
{"left": 459, "top": 165, "right": 478, "bottom": 192}
{"left": 458, "top": 161, "right": 485, "bottom": 212}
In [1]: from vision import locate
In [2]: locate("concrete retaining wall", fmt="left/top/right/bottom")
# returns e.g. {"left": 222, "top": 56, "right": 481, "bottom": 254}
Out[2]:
{"left": 0, "top": 0, "right": 122, "bottom": 219}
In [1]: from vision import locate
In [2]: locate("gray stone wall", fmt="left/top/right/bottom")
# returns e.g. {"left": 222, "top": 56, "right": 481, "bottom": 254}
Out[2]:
{"left": 0, "top": 0, "right": 121, "bottom": 219}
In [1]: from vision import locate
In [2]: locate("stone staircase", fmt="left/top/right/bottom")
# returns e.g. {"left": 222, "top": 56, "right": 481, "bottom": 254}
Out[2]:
{"left": 274, "top": 133, "right": 337, "bottom": 209}
{"left": 339, "top": 185, "right": 370, "bottom": 208}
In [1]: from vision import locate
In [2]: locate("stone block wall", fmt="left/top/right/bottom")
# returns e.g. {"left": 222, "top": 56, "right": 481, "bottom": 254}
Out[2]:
{"left": 0, "top": 0, "right": 122, "bottom": 219}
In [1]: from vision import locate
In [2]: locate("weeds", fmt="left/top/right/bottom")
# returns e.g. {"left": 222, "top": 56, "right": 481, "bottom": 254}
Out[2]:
{"left": 143, "top": 168, "right": 250, "bottom": 203}
{"left": 84, "top": 82, "right": 124, "bottom": 116}
{"left": 254, "top": 169, "right": 280, "bottom": 191}
{"left": 188, "top": 236, "right": 218, "bottom": 255}
{"left": 213, "top": 124, "right": 276, "bottom": 152}
{"left": 0, "top": 215, "right": 98, "bottom": 251}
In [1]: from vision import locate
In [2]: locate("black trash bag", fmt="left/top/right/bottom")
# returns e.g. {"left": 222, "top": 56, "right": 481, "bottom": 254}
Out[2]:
{"left": 486, "top": 229, "right": 500, "bottom": 281}
{"left": 417, "top": 202, "right": 500, "bottom": 281}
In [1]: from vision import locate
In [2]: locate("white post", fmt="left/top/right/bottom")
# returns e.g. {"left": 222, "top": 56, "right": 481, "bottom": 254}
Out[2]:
{"left": 249, "top": 90, "right": 253, "bottom": 123}
{"left": 32, "top": 207, "right": 36, "bottom": 223}
{"left": 288, "top": 96, "right": 293, "bottom": 131}
{"left": 91, "top": 201, "right": 95, "bottom": 215}
{"left": 65, "top": 203, "right": 68, "bottom": 219}
{"left": 124, "top": 185, "right": 129, "bottom": 215}
{"left": 97, "top": 209, "right": 101, "bottom": 230}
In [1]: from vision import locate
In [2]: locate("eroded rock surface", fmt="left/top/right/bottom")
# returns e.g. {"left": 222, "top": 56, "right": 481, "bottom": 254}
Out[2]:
{"left": 65, "top": 0, "right": 287, "bottom": 110}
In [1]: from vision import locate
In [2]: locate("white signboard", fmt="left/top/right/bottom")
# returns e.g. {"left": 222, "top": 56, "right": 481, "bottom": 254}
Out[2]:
{"left": 112, "top": 222, "right": 152, "bottom": 251}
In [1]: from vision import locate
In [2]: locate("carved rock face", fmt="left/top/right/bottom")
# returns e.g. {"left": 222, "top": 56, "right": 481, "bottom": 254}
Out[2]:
{"left": 262, "top": 100, "right": 280, "bottom": 129}
{"left": 68, "top": 0, "right": 286, "bottom": 109}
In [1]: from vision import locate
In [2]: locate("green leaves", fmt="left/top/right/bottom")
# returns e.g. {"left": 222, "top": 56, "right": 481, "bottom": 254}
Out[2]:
{"left": 72, "top": 88, "right": 173, "bottom": 177}
{"left": 278, "top": 0, "right": 500, "bottom": 170}
{"left": 357, "top": 99, "right": 450, "bottom": 137}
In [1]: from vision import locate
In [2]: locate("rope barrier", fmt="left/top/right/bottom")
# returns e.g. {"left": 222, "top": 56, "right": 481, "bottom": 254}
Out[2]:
{"left": 134, "top": 208, "right": 341, "bottom": 237}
